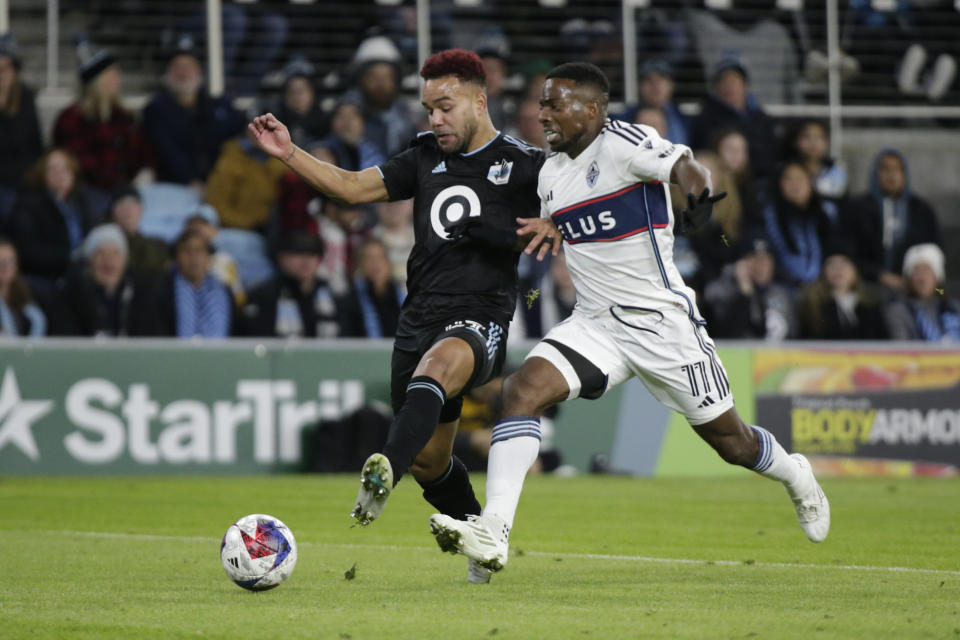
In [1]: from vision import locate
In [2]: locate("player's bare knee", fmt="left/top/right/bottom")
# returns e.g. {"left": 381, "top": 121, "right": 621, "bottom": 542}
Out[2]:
{"left": 502, "top": 369, "right": 548, "bottom": 416}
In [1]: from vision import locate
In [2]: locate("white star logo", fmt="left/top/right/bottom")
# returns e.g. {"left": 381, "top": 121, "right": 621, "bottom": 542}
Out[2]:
{"left": 0, "top": 367, "right": 54, "bottom": 461}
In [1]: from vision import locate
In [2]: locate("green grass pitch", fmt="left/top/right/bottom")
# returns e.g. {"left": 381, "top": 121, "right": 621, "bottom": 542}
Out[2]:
{"left": 2, "top": 473, "right": 958, "bottom": 639}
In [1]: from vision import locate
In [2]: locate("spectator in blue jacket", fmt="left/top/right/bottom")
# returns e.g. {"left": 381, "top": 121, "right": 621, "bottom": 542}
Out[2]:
{"left": 763, "top": 160, "right": 838, "bottom": 287}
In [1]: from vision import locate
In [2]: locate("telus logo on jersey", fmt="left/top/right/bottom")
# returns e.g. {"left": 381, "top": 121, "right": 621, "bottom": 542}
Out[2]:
{"left": 430, "top": 185, "right": 481, "bottom": 240}
{"left": 551, "top": 182, "right": 670, "bottom": 244}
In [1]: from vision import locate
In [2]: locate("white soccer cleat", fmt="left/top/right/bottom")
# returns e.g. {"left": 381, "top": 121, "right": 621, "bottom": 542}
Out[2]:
{"left": 429, "top": 513, "right": 510, "bottom": 572}
{"left": 787, "top": 453, "right": 830, "bottom": 543}
{"left": 467, "top": 559, "right": 492, "bottom": 584}
{"left": 350, "top": 453, "right": 393, "bottom": 526}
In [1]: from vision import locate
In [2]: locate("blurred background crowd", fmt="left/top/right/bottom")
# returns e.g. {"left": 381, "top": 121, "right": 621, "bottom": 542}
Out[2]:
{"left": 0, "top": 0, "right": 958, "bottom": 344}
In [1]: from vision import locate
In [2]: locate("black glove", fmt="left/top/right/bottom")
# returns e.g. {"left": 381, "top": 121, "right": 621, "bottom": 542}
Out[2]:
{"left": 446, "top": 218, "right": 517, "bottom": 250}
{"left": 678, "top": 188, "right": 727, "bottom": 233}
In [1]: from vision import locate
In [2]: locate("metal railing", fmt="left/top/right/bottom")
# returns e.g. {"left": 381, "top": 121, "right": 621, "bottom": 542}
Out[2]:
{"left": 5, "top": 0, "right": 960, "bottom": 144}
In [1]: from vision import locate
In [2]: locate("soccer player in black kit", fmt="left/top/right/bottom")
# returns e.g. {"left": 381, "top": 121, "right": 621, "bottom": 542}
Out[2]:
{"left": 250, "top": 49, "right": 559, "bottom": 578}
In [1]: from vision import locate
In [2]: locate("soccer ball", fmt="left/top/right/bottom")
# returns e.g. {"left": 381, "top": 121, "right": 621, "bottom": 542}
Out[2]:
{"left": 220, "top": 513, "right": 298, "bottom": 591}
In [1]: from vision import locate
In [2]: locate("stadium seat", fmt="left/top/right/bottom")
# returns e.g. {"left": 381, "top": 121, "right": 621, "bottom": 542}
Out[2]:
{"left": 215, "top": 228, "right": 275, "bottom": 288}
{"left": 138, "top": 182, "right": 204, "bottom": 242}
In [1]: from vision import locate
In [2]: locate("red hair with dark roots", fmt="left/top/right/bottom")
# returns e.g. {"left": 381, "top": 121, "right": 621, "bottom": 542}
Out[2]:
{"left": 419, "top": 49, "right": 486, "bottom": 86}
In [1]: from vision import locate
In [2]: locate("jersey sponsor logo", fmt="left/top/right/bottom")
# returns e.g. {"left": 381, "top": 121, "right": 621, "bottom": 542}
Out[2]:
{"left": 586, "top": 160, "right": 600, "bottom": 188}
{"left": 430, "top": 185, "right": 481, "bottom": 240}
{"left": 487, "top": 159, "right": 513, "bottom": 185}
{"left": 431, "top": 160, "right": 447, "bottom": 174}
{"left": 658, "top": 144, "right": 675, "bottom": 159}
{"left": 550, "top": 182, "right": 669, "bottom": 244}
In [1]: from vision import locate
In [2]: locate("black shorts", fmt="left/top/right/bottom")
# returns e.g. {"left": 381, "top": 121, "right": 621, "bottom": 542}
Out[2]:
{"left": 391, "top": 317, "right": 508, "bottom": 423}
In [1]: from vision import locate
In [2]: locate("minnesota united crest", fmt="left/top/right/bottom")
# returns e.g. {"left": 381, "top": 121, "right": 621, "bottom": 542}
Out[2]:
{"left": 487, "top": 159, "right": 513, "bottom": 185}
{"left": 586, "top": 160, "right": 600, "bottom": 188}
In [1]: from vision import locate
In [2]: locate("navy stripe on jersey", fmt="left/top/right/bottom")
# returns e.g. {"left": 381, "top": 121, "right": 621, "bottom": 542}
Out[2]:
{"left": 551, "top": 182, "right": 669, "bottom": 244}
{"left": 639, "top": 185, "right": 706, "bottom": 325}
{"left": 603, "top": 121, "right": 648, "bottom": 146}
{"left": 502, "top": 133, "right": 541, "bottom": 152}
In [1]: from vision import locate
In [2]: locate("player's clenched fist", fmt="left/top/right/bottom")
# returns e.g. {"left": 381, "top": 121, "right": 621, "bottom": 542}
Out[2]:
{"left": 248, "top": 113, "right": 294, "bottom": 161}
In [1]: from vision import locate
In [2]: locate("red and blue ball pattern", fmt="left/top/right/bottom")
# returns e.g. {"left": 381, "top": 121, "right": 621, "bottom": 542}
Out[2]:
{"left": 220, "top": 514, "right": 298, "bottom": 591}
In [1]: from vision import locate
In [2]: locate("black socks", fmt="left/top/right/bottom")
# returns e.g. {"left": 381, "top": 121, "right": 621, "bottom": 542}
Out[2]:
{"left": 417, "top": 456, "right": 481, "bottom": 520}
{"left": 382, "top": 375, "right": 446, "bottom": 484}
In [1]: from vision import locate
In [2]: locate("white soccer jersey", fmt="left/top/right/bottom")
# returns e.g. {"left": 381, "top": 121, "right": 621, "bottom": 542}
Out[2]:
{"left": 538, "top": 119, "right": 697, "bottom": 319}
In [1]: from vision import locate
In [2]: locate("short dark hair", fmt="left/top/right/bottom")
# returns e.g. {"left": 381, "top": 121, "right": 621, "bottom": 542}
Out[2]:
{"left": 420, "top": 49, "right": 486, "bottom": 87}
{"left": 546, "top": 62, "right": 610, "bottom": 95}
{"left": 173, "top": 228, "right": 214, "bottom": 256}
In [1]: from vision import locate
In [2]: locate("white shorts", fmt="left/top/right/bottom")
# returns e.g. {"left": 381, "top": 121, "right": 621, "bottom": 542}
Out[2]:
{"left": 526, "top": 305, "right": 734, "bottom": 425}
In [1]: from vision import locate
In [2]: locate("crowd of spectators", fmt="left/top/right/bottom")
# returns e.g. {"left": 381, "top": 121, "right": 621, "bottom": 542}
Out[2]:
{"left": 0, "top": 3, "right": 956, "bottom": 344}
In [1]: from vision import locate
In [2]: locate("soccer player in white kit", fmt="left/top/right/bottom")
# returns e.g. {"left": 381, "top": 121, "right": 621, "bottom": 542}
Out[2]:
{"left": 429, "top": 62, "right": 830, "bottom": 582}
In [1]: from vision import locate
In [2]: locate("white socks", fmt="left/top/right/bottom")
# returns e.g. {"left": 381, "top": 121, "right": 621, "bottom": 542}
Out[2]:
{"left": 482, "top": 417, "right": 542, "bottom": 529}
{"left": 750, "top": 425, "right": 802, "bottom": 490}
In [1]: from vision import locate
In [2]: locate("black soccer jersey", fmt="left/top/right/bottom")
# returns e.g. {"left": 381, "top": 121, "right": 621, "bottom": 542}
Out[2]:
{"left": 378, "top": 131, "right": 545, "bottom": 345}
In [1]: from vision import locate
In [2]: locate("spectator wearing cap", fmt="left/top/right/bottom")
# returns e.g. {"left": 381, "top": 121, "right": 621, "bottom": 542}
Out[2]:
{"left": 886, "top": 244, "right": 960, "bottom": 342}
{"left": 270, "top": 57, "right": 328, "bottom": 148}
{"left": 240, "top": 232, "right": 353, "bottom": 338}
{"left": 691, "top": 58, "right": 778, "bottom": 183}
{"left": 341, "top": 237, "right": 405, "bottom": 338}
{"left": 48, "top": 223, "right": 154, "bottom": 336}
{"left": 52, "top": 36, "right": 153, "bottom": 194}
{"left": 633, "top": 60, "right": 690, "bottom": 147}
{"left": 8, "top": 149, "right": 106, "bottom": 306}
{"left": 0, "top": 32, "right": 43, "bottom": 192}
{"left": 0, "top": 237, "right": 45, "bottom": 337}
{"left": 108, "top": 187, "right": 169, "bottom": 278}
{"left": 142, "top": 36, "right": 246, "bottom": 191}
{"left": 795, "top": 252, "right": 888, "bottom": 341}
{"left": 342, "top": 36, "right": 417, "bottom": 159}
{"left": 149, "top": 228, "right": 235, "bottom": 338}
{"left": 703, "top": 233, "right": 796, "bottom": 341}
{"left": 840, "top": 148, "right": 941, "bottom": 293}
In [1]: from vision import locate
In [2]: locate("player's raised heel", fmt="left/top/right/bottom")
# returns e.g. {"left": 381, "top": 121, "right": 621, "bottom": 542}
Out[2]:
{"left": 788, "top": 453, "right": 830, "bottom": 543}
{"left": 467, "top": 559, "right": 492, "bottom": 584}
{"left": 429, "top": 513, "right": 509, "bottom": 572}
{"left": 350, "top": 453, "right": 394, "bottom": 526}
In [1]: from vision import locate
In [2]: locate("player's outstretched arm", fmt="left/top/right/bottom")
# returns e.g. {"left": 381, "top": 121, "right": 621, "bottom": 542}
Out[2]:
{"left": 516, "top": 217, "right": 563, "bottom": 261}
{"left": 248, "top": 113, "right": 388, "bottom": 204}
